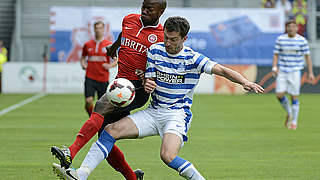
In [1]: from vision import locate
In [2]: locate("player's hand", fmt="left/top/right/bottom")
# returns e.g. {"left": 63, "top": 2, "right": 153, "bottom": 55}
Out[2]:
{"left": 307, "top": 72, "right": 315, "bottom": 84}
{"left": 81, "top": 63, "right": 87, "bottom": 70}
{"left": 135, "top": 69, "right": 145, "bottom": 84}
{"left": 106, "top": 45, "right": 117, "bottom": 58}
{"left": 102, "top": 63, "right": 112, "bottom": 70}
{"left": 242, "top": 81, "right": 264, "bottom": 93}
{"left": 144, "top": 78, "right": 156, "bottom": 94}
{"left": 271, "top": 66, "right": 278, "bottom": 77}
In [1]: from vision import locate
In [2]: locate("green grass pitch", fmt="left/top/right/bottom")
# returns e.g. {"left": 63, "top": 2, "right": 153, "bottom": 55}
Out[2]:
{"left": 0, "top": 93, "right": 319, "bottom": 179}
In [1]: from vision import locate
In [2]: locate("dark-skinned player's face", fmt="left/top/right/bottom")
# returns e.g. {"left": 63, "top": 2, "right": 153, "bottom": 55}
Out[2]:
{"left": 141, "top": 0, "right": 163, "bottom": 26}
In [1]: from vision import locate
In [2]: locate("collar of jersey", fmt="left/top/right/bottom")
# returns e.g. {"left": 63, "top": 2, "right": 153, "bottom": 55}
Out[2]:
{"left": 94, "top": 38, "right": 105, "bottom": 43}
{"left": 139, "top": 15, "right": 161, "bottom": 29}
{"left": 166, "top": 46, "right": 187, "bottom": 57}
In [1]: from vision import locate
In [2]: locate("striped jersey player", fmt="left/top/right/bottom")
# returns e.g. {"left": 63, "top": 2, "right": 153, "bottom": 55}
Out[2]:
{"left": 59, "top": 16, "right": 264, "bottom": 180}
{"left": 272, "top": 20, "right": 314, "bottom": 130}
{"left": 146, "top": 43, "right": 215, "bottom": 110}
{"left": 274, "top": 31, "right": 309, "bottom": 73}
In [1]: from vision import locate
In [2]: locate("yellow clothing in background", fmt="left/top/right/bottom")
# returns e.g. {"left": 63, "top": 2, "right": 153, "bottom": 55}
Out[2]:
{"left": 0, "top": 47, "right": 8, "bottom": 72}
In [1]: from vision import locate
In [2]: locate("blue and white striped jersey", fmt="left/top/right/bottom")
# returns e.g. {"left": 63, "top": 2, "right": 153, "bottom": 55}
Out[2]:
{"left": 145, "top": 42, "right": 217, "bottom": 109}
{"left": 273, "top": 33, "right": 310, "bottom": 72}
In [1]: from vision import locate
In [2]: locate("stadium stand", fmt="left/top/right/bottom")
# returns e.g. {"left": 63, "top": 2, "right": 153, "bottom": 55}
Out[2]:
{"left": 8, "top": 0, "right": 320, "bottom": 66}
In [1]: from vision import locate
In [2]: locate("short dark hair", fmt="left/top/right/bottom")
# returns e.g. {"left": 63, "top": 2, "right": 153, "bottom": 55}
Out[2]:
{"left": 164, "top": 16, "right": 190, "bottom": 38}
{"left": 285, "top": 20, "right": 297, "bottom": 27}
{"left": 157, "top": 0, "right": 167, "bottom": 10}
{"left": 94, "top": 21, "right": 105, "bottom": 28}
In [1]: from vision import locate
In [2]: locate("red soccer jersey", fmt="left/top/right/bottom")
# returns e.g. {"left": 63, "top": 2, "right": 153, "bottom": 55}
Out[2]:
{"left": 82, "top": 39, "right": 112, "bottom": 82}
{"left": 117, "top": 14, "right": 164, "bottom": 80}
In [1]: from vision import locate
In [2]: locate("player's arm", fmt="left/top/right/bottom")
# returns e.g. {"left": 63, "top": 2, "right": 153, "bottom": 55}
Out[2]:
{"left": 80, "top": 56, "right": 87, "bottom": 70}
{"left": 212, "top": 64, "right": 264, "bottom": 93}
{"left": 102, "top": 57, "right": 118, "bottom": 70}
{"left": 81, "top": 44, "right": 88, "bottom": 70}
{"left": 144, "top": 47, "right": 157, "bottom": 93}
{"left": 144, "top": 78, "right": 156, "bottom": 93}
{"left": 109, "top": 57, "right": 118, "bottom": 68}
{"left": 106, "top": 32, "right": 122, "bottom": 58}
{"left": 305, "top": 54, "right": 315, "bottom": 82}
{"left": 271, "top": 54, "right": 279, "bottom": 76}
{"left": 272, "top": 37, "right": 281, "bottom": 76}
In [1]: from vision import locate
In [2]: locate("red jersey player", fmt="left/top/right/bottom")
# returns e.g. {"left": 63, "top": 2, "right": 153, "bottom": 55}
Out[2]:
{"left": 80, "top": 21, "right": 117, "bottom": 116}
{"left": 51, "top": 0, "right": 167, "bottom": 180}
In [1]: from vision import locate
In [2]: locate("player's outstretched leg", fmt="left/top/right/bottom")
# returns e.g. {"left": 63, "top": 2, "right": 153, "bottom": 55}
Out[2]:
{"left": 74, "top": 130, "right": 117, "bottom": 179}
{"left": 52, "top": 163, "right": 80, "bottom": 180}
{"left": 51, "top": 146, "right": 72, "bottom": 169}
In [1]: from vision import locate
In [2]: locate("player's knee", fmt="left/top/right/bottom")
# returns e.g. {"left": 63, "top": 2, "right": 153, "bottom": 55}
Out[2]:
{"left": 104, "top": 123, "right": 121, "bottom": 140}
{"left": 276, "top": 94, "right": 284, "bottom": 99}
{"left": 93, "top": 99, "right": 103, "bottom": 113}
{"left": 160, "top": 151, "right": 175, "bottom": 165}
{"left": 94, "top": 99, "right": 114, "bottom": 115}
{"left": 85, "top": 97, "right": 93, "bottom": 104}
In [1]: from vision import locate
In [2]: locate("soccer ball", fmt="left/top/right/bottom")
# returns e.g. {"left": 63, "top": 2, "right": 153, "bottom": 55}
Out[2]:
{"left": 106, "top": 78, "right": 135, "bottom": 107}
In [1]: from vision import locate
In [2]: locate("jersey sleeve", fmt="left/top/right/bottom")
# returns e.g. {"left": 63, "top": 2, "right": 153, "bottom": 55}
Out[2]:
{"left": 82, "top": 43, "right": 88, "bottom": 57}
{"left": 194, "top": 52, "right": 217, "bottom": 74}
{"left": 273, "top": 37, "right": 280, "bottom": 54}
{"left": 301, "top": 38, "right": 310, "bottom": 55}
{"left": 145, "top": 46, "right": 156, "bottom": 79}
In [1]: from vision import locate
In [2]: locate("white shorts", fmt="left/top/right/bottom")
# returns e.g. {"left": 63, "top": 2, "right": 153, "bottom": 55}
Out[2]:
{"left": 128, "top": 105, "right": 192, "bottom": 142}
{"left": 275, "top": 70, "right": 301, "bottom": 95}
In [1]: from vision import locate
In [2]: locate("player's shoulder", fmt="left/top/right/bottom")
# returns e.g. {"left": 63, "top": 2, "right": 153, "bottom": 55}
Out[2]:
{"left": 183, "top": 46, "right": 211, "bottom": 63}
{"left": 295, "top": 34, "right": 308, "bottom": 41}
{"left": 123, "top": 14, "right": 140, "bottom": 22}
{"left": 84, "top": 39, "right": 95, "bottom": 46}
{"left": 182, "top": 46, "right": 199, "bottom": 58}
{"left": 149, "top": 42, "right": 165, "bottom": 50}
{"left": 277, "top": 33, "right": 288, "bottom": 40}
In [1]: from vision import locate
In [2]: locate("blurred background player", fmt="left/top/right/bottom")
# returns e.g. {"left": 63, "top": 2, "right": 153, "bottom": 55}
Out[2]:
{"left": 80, "top": 21, "right": 117, "bottom": 116}
{"left": 0, "top": 40, "right": 7, "bottom": 93}
{"left": 52, "top": 16, "right": 264, "bottom": 180}
{"left": 51, "top": 0, "right": 167, "bottom": 179}
{"left": 272, "top": 20, "right": 314, "bottom": 130}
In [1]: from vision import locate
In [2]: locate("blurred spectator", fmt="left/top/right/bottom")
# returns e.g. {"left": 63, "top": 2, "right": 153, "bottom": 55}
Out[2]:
{"left": 262, "top": 0, "right": 276, "bottom": 8}
{"left": 276, "top": 0, "right": 292, "bottom": 21}
{"left": 0, "top": 40, "right": 8, "bottom": 93}
{"left": 292, "top": 0, "right": 307, "bottom": 36}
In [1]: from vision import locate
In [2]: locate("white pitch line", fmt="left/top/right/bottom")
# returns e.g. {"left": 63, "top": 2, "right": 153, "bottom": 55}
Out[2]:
{"left": 0, "top": 93, "right": 46, "bottom": 116}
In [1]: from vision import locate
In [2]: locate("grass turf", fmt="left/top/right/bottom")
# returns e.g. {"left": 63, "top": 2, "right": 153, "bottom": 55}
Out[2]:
{"left": 0, "top": 93, "right": 319, "bottom": 179}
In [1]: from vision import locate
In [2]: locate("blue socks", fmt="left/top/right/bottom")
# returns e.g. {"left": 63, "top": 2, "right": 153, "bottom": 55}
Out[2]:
{"left": 168, "top": 156, "right": 205, "bottom": 180}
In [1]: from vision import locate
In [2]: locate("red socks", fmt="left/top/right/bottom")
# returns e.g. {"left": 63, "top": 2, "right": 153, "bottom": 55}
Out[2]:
{"left": 68, "top": 112, "right": 104, "bottom": 159}
{"left": 107, "top": 145, "right": 137, "bottom": 180}
{"left": 68, "top": 112, "right": 137, "bottom": 180}
{"left": 85, "top": 104, "right": 93, "bottom": 116}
